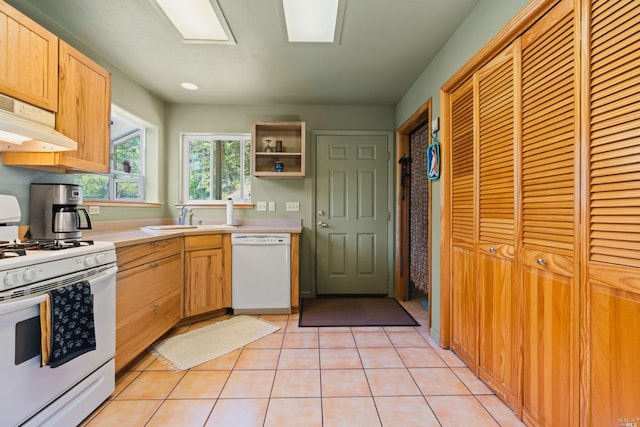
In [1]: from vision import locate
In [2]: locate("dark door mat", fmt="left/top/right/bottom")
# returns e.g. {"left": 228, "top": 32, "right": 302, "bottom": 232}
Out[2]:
{"left": 298, "top": 297, "right": 419, "bottom": 327}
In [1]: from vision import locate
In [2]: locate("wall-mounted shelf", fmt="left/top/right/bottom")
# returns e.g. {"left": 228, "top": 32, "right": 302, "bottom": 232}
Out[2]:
{"left": 252, "top": 121, "right": 305, "bottom": 178}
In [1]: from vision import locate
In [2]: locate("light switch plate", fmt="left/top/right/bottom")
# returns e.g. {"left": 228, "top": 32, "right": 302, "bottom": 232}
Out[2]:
{"left": 256, "top": 201, "right": 267, "bottom": 211}
{"left": 431, "top": 117, "right": 440, "bottom": 132}
{"left": 286, "top": 202, "right": 300, "bottom": 212}
{"left": 268, "top": 201, "right": 276, "bottom": 212}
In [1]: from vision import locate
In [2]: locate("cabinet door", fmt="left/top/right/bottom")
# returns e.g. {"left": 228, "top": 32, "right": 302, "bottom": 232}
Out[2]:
{"left": 115, "top": 254, "right": 182, "bottom": 372}
{"left": 0, "top": 2, "right": 58, "bottom": 111}
{"left": 57, "top": 40, "right": 111, "bottom": 172}
{"left": 587, "top": 0, "right": 640, "bottom": 424}
{"left": 475, "top": 44, "right": 520, "bottom": 410}
{"left": 520, "top": 0, "right": 578, "bottom": 425}
{"left": 449, "top": 79, "right": 477, "bottom": 369}
{"left": 185, "top": 248, "right": 227, "bottom": 316}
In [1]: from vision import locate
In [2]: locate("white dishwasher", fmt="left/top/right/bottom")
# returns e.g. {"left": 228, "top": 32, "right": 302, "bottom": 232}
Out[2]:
{"left": 231, "top": 233, "right": 291, "bottom": 314}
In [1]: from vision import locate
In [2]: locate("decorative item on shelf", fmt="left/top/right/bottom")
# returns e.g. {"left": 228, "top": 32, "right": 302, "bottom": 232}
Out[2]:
{"left": 275, "top": 140, "right": 283, "bottom": 152}
{"left": 274, "top": 161, "right": 284, "bottom": 172}
{"left": 122, "top": 160, "right": 131, "bottom": 173}
{"left": 264, "top": 139, "right": 274, "bottom": 153}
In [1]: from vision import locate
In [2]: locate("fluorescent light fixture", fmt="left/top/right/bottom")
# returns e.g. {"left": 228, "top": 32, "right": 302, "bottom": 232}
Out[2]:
{"left": 153, "top": 0, "right": 234, "bottom": 43}
{"left": 180, "top": 82, "right": 199, "bottom": 90}
{"left": 282, "top": 0, "right": 341, "bottom": 43}
{"left": 0, "top": 130, "right": 30, "bottom": 144}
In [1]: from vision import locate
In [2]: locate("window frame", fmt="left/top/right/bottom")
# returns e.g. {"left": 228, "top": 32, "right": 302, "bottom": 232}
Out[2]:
{"left": 110, "top": 127, "right": 146, "bottom": 201}
{"left": 181, "top": 133, "right": 252, "bottom": 204}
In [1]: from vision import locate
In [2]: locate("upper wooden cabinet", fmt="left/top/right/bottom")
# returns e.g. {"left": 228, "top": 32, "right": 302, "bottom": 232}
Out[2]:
{"left": 0, "top": 0, "right": 58, "bottom": 111}
{"left": 2, "top": 40, "right": 111, "bottom": 173}
{"left": 252, "top": 121, "right": 305, "bottom": 178}
{"left": 56, "top": 41, "right": 111, "bottom": 172}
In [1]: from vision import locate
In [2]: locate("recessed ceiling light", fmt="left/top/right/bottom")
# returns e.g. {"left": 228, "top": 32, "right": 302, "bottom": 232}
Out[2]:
{"left": 282, "top": 0, "right": 343, "bottom": 43}
{"left": 180, "top": 82, "right": 199, "bottom": 90}
{"left": 152, "top": 0, "right": 235, "bottom": 43}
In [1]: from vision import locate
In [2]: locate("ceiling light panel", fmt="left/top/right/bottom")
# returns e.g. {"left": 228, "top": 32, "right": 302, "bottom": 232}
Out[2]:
{"left": 153, "top": 0, "right": 235, "bottom": 43}
{"left": 282, "top": 0, "right": 341, "bottom": 43}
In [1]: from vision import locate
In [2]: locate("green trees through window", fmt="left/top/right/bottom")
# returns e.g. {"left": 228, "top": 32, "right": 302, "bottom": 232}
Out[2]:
{"left": 183, "top": 134, "right": 251, "bottom": 203}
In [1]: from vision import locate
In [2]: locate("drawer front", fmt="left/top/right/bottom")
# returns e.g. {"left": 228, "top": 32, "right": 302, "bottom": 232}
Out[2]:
{"left": 184, "top": 234, "right": 223, "bottom": 251}
{"left": 116, "top": 253, "right": 182, "bottom": 320}
{"left": 117, "top": 237, "right": 182, "bottom": 270}
{"left": 115, "top": 288, "right": 181, "bottom": 372}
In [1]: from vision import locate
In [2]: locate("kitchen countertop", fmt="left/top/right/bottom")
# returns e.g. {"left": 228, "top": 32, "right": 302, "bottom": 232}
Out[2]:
{"left": 85, "top": 219, "right": 302, "bottom": 248}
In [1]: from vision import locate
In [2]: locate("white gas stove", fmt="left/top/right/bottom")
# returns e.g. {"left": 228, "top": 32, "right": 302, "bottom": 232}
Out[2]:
{"left": 0, "top": 194, "right": 117, "bottom": 426}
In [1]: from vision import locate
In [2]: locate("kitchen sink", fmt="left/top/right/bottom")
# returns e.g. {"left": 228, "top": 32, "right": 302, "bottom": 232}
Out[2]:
{"left": 141, "top": 225, "right": 198, "bottom": 231}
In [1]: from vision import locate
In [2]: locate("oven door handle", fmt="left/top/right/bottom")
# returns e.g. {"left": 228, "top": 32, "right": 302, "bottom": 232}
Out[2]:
{"left": 0, "top": 264, "right": 117, "bottom": 316}
{"left": 0, "top": 294, "right": 46, "bottom": 315}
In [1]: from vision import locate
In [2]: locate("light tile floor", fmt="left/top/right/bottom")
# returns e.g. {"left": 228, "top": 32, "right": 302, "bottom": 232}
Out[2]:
{"left": 83, "top": 301, "right": 525, "bottom": 426}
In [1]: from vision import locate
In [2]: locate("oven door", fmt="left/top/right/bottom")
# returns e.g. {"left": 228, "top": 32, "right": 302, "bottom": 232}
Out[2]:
{"left": 0, "top": 265, "right": 116, "bottom": 427}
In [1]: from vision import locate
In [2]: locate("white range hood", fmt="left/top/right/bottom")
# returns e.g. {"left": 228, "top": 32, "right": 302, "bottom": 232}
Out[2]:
{"left": 0, "top": 94, "right": 77, "bottom": 152}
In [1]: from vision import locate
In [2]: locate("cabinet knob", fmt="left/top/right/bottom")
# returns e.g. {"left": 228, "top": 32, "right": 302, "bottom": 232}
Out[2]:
{"left": 152, "top": 241, "right": 158, "bottom": 248}
{"left": 536, "top": 258, "right": 547, "bottom": 266}
{"left": 152, "top": 262, "right": 159, "bottom": 268}
{"left": 489, "top": 247, "right": 496, "bottom": 254}
{"left": 152, "top": 303, "right": 159, "bottom": 310}
{"left": 218, "top": 276, "right": 223, "bottom": 282}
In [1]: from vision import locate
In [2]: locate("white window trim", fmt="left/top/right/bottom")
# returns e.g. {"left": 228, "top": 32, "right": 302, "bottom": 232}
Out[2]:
{"left": 110, "top": 127, "right": 145, "bottom": 201}
{"left": 181, "top": 133, "right": 251, "bottom": 204}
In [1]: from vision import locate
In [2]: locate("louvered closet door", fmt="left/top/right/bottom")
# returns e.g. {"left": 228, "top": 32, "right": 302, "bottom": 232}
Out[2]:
{"left": 475, "top": 44, "right": 519, "bottom": 411}
{"left": 587, "top": 0, "right": 640, "bottom": 424}
{"left": 449, "top": 79, "right": 477, "bottom": 369}
{"left": 520, "top": 0, "right": 579, "bottom": 426}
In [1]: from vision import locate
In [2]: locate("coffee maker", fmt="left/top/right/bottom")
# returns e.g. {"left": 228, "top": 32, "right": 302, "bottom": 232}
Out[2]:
{"left": 29, "top": 183, "right": 92, "bottom": 241}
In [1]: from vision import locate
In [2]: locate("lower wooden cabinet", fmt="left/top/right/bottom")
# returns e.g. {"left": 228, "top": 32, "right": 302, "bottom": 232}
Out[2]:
{"left": 115, "top": 237, "right": 183, "bottom": 372}
{"left": 184, "top": 234, "right": 231, "bottom": 317}
{"left": 450, "top": 243, "right": 477, "bottom": 369}
{"left": 478, "top": 245, "right": 519, "bottom": 411}
{"left": 521, "top": 250, "right": 575, "bottom": 427}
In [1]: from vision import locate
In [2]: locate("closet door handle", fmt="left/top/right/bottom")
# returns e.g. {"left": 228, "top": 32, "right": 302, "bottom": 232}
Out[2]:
{"left": 536, "top": 258, "right": 547, "bottom": 266}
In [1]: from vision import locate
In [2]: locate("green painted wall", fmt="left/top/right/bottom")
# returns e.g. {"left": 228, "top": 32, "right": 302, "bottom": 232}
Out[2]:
{"left": 165, "top": 104, "right": 395, "bottom": 297}
{"left": 394, "top": 0, "right": 530, "bottom": 342}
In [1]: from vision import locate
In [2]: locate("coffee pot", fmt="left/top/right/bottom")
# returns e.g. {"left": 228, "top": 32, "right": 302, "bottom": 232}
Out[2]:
{"left": 30, "top": 184, "right": 92, "bottom": 241}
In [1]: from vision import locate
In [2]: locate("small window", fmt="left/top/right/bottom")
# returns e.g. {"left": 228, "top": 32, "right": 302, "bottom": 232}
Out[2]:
{"left": 182, "top": 134, "right": 251, "bottom": 203}
{"left": 75, "top": 111, "right": 146, "bottom": 201}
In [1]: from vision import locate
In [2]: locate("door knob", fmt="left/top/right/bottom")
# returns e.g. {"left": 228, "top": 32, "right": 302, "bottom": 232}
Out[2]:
{"left": 318, "top": 221, "right": 328, "bottom": 228}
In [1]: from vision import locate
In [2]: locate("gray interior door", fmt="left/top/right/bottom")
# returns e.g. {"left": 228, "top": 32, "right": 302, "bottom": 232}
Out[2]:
{"left": 315, "top": 133, "right": 390, "bottom": 295}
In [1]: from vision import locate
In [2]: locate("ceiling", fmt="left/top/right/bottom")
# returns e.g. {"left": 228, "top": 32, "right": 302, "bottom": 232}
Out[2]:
{"left": 9, "top": 0, "right": 478, "bottom": 105}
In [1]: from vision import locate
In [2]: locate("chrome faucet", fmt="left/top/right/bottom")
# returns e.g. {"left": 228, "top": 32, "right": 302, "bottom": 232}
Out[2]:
{"left": 178, "top": 206, "right": 192, "bottom": 225}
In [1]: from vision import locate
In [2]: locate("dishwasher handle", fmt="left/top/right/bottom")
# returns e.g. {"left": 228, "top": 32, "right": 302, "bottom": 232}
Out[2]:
{"left": 231, "top": 233, "right": 291, "bottom": 245}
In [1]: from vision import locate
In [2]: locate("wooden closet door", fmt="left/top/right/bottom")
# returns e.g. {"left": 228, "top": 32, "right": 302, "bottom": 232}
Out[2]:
{"left": 449, "top": 79, "right": 477, "bottom": 369}
{"left": 475, "top": 43, "right": 520, "bottom": 411}
{"left": 586, "top": 0, "right": 640, "bottom": 424}
{"left": 520, "top": 0, "right": 579, "bottom": 426}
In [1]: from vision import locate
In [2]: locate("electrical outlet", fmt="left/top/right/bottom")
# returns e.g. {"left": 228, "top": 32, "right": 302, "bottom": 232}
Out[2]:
{"left": 286, "top": 202, "right": 300, "bottom": 212}
{"left": 88, "top": 206, "right": 100, "bottom": 215}
{"left": 268, "top": 201, "right": 276, "bottom": 212}
{"left": 256, "top": 201, "right": 267, "bottom": 211}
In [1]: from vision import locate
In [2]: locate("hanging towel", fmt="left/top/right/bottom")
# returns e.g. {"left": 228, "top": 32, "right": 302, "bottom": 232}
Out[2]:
{"left": 40, "top": 281, "right": 96, "bottom": 368}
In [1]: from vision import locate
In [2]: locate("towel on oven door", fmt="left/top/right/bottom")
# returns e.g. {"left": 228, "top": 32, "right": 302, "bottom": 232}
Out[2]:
{"left": 40, "top": 281, "right": 96, "bottom": 368}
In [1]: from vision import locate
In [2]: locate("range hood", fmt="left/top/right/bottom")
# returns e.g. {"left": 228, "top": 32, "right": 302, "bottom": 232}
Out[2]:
{"left": 0, "top": 94, "right": 77, "bottom": 152}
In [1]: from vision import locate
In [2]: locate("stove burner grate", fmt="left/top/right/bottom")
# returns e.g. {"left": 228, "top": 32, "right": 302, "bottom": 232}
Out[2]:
{"left": 0, "top": 240, "right": 95, "bottom": 257}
